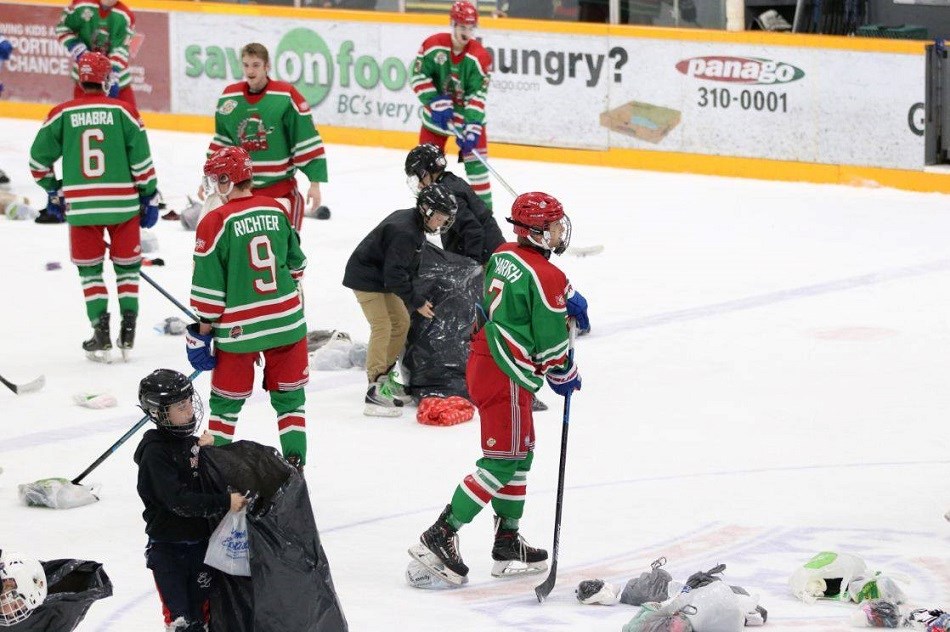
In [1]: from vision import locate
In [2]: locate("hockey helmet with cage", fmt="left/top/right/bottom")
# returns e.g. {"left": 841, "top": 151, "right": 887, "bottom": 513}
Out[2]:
{"left": 508, "top": 191, "right": 572, "bottom": 255}
{"left": 77, "top": 52, "right": 112, "bottom": 92}
{"left": 0, "top": 551, "right": 47, "bottom": 626}
{"left": 450, "top": 1, "right": 478, "bottom": 26}
{"left": 417, "top": 183, "right": 457, "bottom": 234}
{"left": 203, "top": 146, "right": 253, "bottom": 198}
{"left": 405, "top": 144, "right": 447, "bottom": 193}
{"left": 138, "top": 369, "right": 204, "bottom": 437}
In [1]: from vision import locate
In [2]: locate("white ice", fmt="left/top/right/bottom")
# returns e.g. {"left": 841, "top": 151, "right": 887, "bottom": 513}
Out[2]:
{"left": 0, "top": 116, "right": 948, "bottom": 631}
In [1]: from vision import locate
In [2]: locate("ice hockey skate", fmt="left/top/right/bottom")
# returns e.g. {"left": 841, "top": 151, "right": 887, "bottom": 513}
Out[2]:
{"left": 364, "top": 376, "right": 404, "bottom": 417}
{"left": 82, "top": 312, "right": 113, "bottom": 363}
{"left": 408, "top": 505, "right": 469, "bottom": 586}
{"left": 116, "top": 309, "right": 136, "bottom": 361}
{"left": 490, "top": 515, "right": 548, "bottom": 577}
{"left": 384, "top": 368, "right": 414, "bottom": 406}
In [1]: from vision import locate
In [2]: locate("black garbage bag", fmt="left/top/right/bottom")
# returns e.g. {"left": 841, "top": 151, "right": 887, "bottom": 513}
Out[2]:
{"left": 404, "top": 243, "right": 483, "bottom": 399}
{"left": 7, "top": 559, "right": 111, "bottom": 631}
{"left": 199, "top": 441, "right": 348, "bottom": 632}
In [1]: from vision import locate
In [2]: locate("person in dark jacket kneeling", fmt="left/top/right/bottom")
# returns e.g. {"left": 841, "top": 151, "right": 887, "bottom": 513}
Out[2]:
{"left": 343, "top": 183, "right": 458, "bottom": 417}
{"left": 405, "top": 143, "right": 504, "bottom": 265}
{"left": 134, "top": 369, "right": 248, "bottom": 632}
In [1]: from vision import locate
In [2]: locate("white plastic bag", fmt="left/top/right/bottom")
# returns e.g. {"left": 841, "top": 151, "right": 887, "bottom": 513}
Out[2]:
{"left": 204, "top": 508, "right": 251, "bottom": 576}
{"left": 309, "top": 331, "right": 355, "bottom": 371}
{"left": 670, "top": 581, "right": 745, "bottom": 632}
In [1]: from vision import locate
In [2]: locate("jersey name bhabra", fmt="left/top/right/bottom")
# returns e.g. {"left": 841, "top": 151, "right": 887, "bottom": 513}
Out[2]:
{"left": 69, "top": 111, "right": 115, "bottom": 127}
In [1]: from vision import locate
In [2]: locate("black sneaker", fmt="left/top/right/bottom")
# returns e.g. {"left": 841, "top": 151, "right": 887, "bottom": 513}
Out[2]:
{"left": 491, "top": 515, "right": 548, "bottom": 577}
{"left": 418, "top": 505, "right": 468, "bottom": 580}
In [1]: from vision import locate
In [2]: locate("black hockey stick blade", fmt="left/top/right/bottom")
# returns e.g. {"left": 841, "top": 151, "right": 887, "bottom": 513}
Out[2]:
{"left": 535, "top": 558, "right": 559, "bottom": 603}
{"left": 0, "top": 373, "right": 45, "bottom": 395}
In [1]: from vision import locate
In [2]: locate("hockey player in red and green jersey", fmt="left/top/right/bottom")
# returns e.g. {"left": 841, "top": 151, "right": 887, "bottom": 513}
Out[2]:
{"left": 56, "top": 0, "right": 137, "bottom": 107}
{"left": 29, "top": 52, "right": 158, "bottom": 362}
{"left": 411, "top": 1, "right": 493, "bottom": 211}
{"left": 409, "top": 192, "right": 588, "bottom": 586}
{"left": 204, "top": 43, "right": 328, "bottom": 232}
{"left": 185, "top": 146, "right": 310, "bottom": 469}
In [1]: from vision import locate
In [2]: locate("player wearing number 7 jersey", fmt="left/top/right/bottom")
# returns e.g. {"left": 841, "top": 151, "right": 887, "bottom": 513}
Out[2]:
{"left": 29, "top": 51, "right": 157, "bottom": 363}
{"left": 409, "top": 192, "right": 586, "bottom": 586}
{"left": 188, "top": 146, "right": 310, "bottom": 469}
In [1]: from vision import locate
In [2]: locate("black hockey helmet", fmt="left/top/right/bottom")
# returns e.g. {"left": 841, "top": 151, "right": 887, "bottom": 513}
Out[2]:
{"left": 405, "top": 144, "right": 447, "bottom": 195}
{"left": 138, "top": 369, "right": 203, "bottom": 437}
{"left": 417, "top": 183, "right": 457, "bottom": 234}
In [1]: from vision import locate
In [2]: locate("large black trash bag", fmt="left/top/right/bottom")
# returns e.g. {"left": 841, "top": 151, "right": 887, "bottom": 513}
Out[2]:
{"left": 199, "top": 441, "right": 348, "bottom": 632}
{"left": 7, "top": 559, "right": 112, "bottom": 631}
{"left": 404, "top": 243, "right": 483, "bottom": 399}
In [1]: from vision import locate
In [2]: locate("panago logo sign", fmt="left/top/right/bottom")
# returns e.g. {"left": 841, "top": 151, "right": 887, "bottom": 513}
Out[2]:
{"left": 676, "top": 56, "right": 805, "bottom": 85}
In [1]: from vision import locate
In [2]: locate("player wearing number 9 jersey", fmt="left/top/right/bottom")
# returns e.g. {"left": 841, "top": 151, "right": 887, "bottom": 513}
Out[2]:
{"left": 29, "top": 51, "right": 157, "bottom": 362}
{"left": 189, "top": 146, "right": 310, "bottom": 468}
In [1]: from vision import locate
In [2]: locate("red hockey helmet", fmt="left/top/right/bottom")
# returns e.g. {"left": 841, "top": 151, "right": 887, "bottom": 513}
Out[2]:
{"left": 204, "top": 146, "right": 253, "bottom": 185}
{"left": 450, "top": 1, "right": 478, "bottom": 26}
{"left": 507, "top": 191, "right": 572, "bottom": 255}
{"left": 77, "top": 52, "right": 112, "bottom": 90}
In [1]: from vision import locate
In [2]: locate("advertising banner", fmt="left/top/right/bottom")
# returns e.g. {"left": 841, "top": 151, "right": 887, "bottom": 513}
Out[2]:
{"left": 170, "top": 12, "right": 924, "bottom": 167}
{"left": 0, "top": 3, "right": 170, "bottom": 111}
{"left": 602, "top": 37, "right": 925, "bottom": 169}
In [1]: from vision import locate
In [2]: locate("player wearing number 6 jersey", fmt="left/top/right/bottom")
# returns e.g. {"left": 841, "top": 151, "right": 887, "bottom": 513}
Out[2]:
{"left": 409, "top": 192, "right": 587, "bottom": 586}
{"left": 29, "top": 51, "right": 157, "bottom": 363}
{"left": 187, "top": 146, "right": 310, "bottom": 469}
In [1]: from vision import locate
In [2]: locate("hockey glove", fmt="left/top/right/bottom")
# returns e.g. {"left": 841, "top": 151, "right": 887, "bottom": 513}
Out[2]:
{"left": 139, "top": 193, "right": 160, "bottom": 228}
{"left": 455, "top": 124, "right": 480, "bottom": 155}
{"left": 67, "top": 42, "right": 88, "bottom": 64}
{"left": 107, "top": 72, "right": 120, "bottom": 98}
{"left": 185, "top": 323, "right": 217, "bottom": 371}
{"left": 428, "top": 95, "right": 454, "bottom": 130}
{"left": 546, "top": 359, "right": 581, "bottom": 397}
{"left": 44, "top": 190, "right": 66, "bottom": 222}
{"left": 0, "top": 38, "right": 13, "bottom": 62}
{"left": 566, "top": 289, "right": 590, "bottom": 332}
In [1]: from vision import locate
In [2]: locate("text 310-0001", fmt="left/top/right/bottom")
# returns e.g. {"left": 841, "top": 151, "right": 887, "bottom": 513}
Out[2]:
{"left": 697, "top": 88, "right": 788, "bottom": 113}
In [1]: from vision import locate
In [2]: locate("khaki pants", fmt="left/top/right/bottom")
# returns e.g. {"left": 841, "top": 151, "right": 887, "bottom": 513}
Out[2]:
{"left": 354, "top": 290, "right": 411, "bottom": 383}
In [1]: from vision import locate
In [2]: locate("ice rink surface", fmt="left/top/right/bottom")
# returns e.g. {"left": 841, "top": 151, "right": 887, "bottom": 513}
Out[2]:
{"left": 0, "top": 116, "right": 948, "bottom": 631}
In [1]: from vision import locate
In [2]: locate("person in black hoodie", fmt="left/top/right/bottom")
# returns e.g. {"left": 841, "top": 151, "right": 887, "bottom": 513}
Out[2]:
{"left": 343, "top": 183, "right": 457, "bottom": 417}
{"left": 133, "top": 369, "right": 247, "bottom": 632}
{"left": 405, "top": 143, "right": 505, "bottom": 265}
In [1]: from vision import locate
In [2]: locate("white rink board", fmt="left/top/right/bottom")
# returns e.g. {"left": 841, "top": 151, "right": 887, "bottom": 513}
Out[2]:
{"left": 168, "top": 12, "right": 925, "bottom": 167}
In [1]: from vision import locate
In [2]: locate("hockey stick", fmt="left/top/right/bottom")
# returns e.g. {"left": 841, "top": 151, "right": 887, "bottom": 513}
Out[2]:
{"left": 138, "top": 269, "right": 199, "bottom": 323}
{"left": 447, "top": 124, "right": 604, "bottom": 258}
{"left": 0, "top": 373, "right": 45, "bottom": 395}
{"left": 535, "top": 333, "right": 577, "bottom": 603}
{"left": 103, "top": 241, "right": 200, "bottom": 323}
{"left": 72, "top": 368, "right": 202, "bottom": 485}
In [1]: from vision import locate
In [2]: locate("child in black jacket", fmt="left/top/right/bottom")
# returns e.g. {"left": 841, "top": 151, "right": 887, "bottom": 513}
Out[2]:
{"left": 133, "top": 369, "right": 247, "bottom": 632}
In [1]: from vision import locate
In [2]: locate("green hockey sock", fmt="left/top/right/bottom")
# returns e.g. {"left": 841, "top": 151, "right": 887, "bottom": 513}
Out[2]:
{"left": 463, "top": 156, "right": 492, "bottom": 211}
{"left": 491, "top": 451, "right": 533, "bottom": 522}
{"left": 208, "top": 393, "right": 244, "bottom": 445}
{"left": 113, "top": 261, "right": 140, "bottom": 315}
{"left": 270, "top": 388, "right": 306, "bottom": 464}
{"left": 78, "top": 263, "right": 108, "bottom": 323}
{"left": 448, "top": 456, "right": 526, "bottom": 527}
